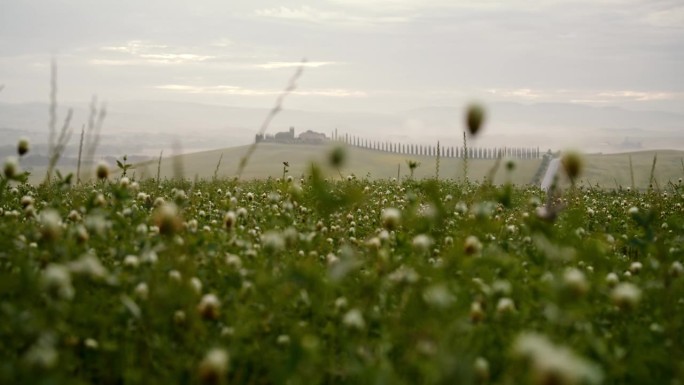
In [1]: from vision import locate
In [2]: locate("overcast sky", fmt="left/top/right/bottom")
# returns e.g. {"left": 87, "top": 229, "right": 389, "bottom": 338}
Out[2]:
{"left": 1, "top": 0, "right": 683, "bottom": 114}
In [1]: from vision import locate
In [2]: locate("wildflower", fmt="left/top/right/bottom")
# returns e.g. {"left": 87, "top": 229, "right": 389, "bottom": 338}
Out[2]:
{"left": 261, "top": 230, "right": 285, "bottom": 253}
{"left": 42, "top": 264, "right": 74, "bottom": 300}
{"left": 563, "top": 268, "right": 589, "bottom": 295}
{"left": 153, "top": 203, "right": 182, "bottom": 236}
{"left": 17, "top": 137, "right": 30, "bottom": 156}
{"left": 277, "top": 335, "right": 291, "bottom": 345}
{"left": 464, "top": 235, "right": 483, "bottom": 256}
{"left": 134, "top": 282, "right": 149, "bottom": 300}
{"left": 68, "top": 253, "right": 108, "bottom": 279}
{"left": 470, "top": 301, "right": 485, "bottom": 323}
{"left": 670, "top": 261, "right": 683, "bottom": 277}
{"left": 198, "top": 294, "right": 221, "bottom": 320}
{"left": 190, "top": 277, "right": 203, "bottom": 295}
{"left": 119, "top": 177, "right": 130, "bottom": 188}
{"left": 496, "top": 297, "right": 516, "bottom": 315}
{"left": 381, "top": 207, "right": 401, "bottom": 230}
{"left": 24, "top": 333, "right": 58, "bottom": 369}
{"left": 412, "top": 234, "right": 433, "bottom": 254}
{"left": 474, "top": 357, "right": 490, "bottom": 382}
{"left": 123, "top": 255, "right": 140, "bottom": 268}
{"left": 223, "top": 211, "right": 236, "bottom": 230}
{"left": 611, "top": 282, "right": 641, "bottom": 310}
{"left": 512, "top": 332, "right": 603, "bottom": 385}
{"left": 198, "top": 348, "right": 230, "bottom": 384}
{"left": 40, "top": 209, "right": 63, "bottom": 241}
{"left": 20, "top": 195, "right": 34, "bottom": 208}
{"left": 605, "top": 272, "right": 619, "bottom": 286}
{"left": 168, "top": 270, "right": 182, "bottom": 283}
{"left": 342, "top": 308, "right": 365, "bottom": 330}
{"left": 84, "top": 338, "right": 99, "bottom": 350}
{"left": 629, "top": 261, "right": 642, "bottom": 274}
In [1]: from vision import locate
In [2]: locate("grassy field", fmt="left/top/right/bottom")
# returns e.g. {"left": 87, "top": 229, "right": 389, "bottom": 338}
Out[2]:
{"left": 129, "top": 143, "right": 683, "bottom": 189}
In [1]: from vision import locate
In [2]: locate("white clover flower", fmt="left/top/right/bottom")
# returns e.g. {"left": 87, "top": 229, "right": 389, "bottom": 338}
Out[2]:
{"left": 198, "top": 348, "right": 230, "bottom": 383}
{"left": 84, "top": 338, "right": 99, "bottom": 350}
{"left": 134, "top": 282, "right": 149, "bottom": 300}
{"left": 261, "top": 230, "right": 285, "bottom": 253}
{"left": 123, "top": 255, "right": 140, "bottom": 268}
{"left": 605, "top": 272, "right": 619, "bottom": 286}
{"left": 198, "top": 294, "right": 221, "bottom": 320}
{"left": 474, "top": 357, "right": 490, "bottom": 382}
{"left": 611, "top": 282, "right": 642, "bottom": 310}
{"left": 513, "top": 332, "right": 603, "bottom": 385}
{"left": 190, "top": 277, "right": 203, "bottom": 295}
{"left": 629, "top": 261, "right": 642, "bottom": 274}
{"left": 119, "top": 177, "right": 130, "bottom": 188}
{"left": 68, "top": 253, "right": 108, "bottom": 280}
{"left": 277, "top": 334, "right": 291, "bottom": 345}
{"left": 23, "top": 333, "right": 58, "bottom": 369}
{"left": 464, "top": 235, "right": 483, "bottom": 256}
{"left": 563, "top": 268, "right": 589, "bottom": 295}
{"left": 342, "top": 308, "right": 366, "bottom": 330}
{"left": 670, "top": 261, "right": 683, "bottom": 277}
{"left": 412, "top": 234, "right": 433, "bottom": 253}
{"left": 42, "top": 264, "right": 74, "bottom": 300}
{"left": 223, "top": 211, "right": 237, "bottom": 230}
{"left": 496, "top": 297, "right": 516, "bottom": 314}
{"left": 381, "top": 207, "right": 401, "bottom": 230}
{"left": 470, "top": 301, "right": 485, "bottom": 323}
{"left": 422, "top": 284, "right": 455, "bottom": 308}
{"left": 40, "top": 209, "right": 63, "bottom": 241}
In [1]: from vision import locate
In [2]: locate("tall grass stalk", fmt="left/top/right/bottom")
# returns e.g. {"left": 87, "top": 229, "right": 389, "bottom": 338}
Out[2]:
{"left": 462, "top": 131, "right": 469, "bottom": 182}
{"left": 486, "top": 149, "right": 503, "bottom": 185}
{"left": 435, "top": 141, "right": 441, "bottom": 180}
{"left": 44, "top": 60, "right": 74, "bottom": 184}
{"left": 213, "top": 153, "right": 223, "bottom": 181}
{"left": 629, "top": 155, "right": 635, "bottom": 190}
{"left": 83, "top": 96, "right": 107, "bottom": 178}
{"left": 76, "top": 125, "right": 85, "bottom": 184}
{"left": 649, "top": 153, "right": 658, "bottom": 191}
{"left": 156, "top": 150, "right": 163, "bottom": 184}
{"left": 237, "top": 60, "right": 306, "bottom": 179}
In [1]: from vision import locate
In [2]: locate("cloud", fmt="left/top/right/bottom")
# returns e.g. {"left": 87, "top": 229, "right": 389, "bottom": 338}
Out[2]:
{"left": 254, "top": 6, "right": 409, "bottom": 25}
{"left": 156, "top": 84, "right": 367, "bottom": 97}
{"left": 485, "top": 88, "right": 684, "bottom": 104}
{"left": 256, "top": 61, "right": 340, "bottom": 69}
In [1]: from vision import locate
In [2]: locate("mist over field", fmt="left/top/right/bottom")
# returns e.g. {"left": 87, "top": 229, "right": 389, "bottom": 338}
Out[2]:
{"left": 1, "top": 0, "right": 683, "bottom": 162}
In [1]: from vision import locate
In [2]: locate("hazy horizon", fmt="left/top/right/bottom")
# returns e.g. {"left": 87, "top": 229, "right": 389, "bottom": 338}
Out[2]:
{"left": 1, "top": 0, "right": 683, "bottom": 157}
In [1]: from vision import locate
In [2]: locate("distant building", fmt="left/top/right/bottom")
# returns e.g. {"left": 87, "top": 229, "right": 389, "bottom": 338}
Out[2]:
{"left": 298, "top": 130, "right": 327, "bottom": 144}
{"left": 254, "top": 127, "right": 328, "bottom": 144}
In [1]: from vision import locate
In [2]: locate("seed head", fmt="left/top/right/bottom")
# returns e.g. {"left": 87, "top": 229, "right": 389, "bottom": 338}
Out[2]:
{"left": 465, "top": 103, "right": 486, "bottom": 136}
{"left": 3, "top": 156, "right": 19, "bottom": 179}
{"left": 17, "top": 137, "right": 30, "bottom": 156}
{"left": 96, "top": 161, "right": 110, "bottom": 180}
{"left": 561, "top": 151, "right": 583, "bottom": 182}
{"left": 329, "top": 146, "right": 347, "bottom": 168}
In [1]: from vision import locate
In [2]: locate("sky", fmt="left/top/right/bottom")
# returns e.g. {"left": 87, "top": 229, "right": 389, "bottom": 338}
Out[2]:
{"left": 1, "top": 0, "right": 683, "bottom": 115}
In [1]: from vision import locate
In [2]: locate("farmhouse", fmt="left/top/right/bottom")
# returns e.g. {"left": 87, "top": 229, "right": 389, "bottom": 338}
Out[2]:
{"left": 255, "top": 127, "right": 328, "bottom": 144}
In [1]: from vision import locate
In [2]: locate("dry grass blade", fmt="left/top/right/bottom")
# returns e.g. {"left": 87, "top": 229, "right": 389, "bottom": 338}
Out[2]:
{"left": 236, "top": 59, "right": 306, "bottom": 179}
{"left": 649, "top": 153, "right": 657, "bottom": 190}
{"left": 76, "top": 125, "right": 85, "bottom": 183}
